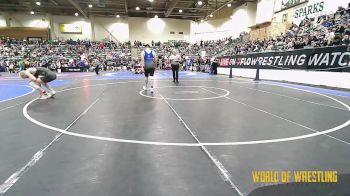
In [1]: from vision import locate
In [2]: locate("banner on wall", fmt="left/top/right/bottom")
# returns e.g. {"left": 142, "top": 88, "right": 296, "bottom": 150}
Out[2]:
{"left": 292, "top": 0, "right": 350, "bottom": 24}
{"left": 292, "top": 0, "right": 324, "bottom": 25}
{"left": 281, "top": 0, "right": 307, "bottom": 10}
{"left": 219, "top": 46, "right": 350, "bottom": 72}
{"left": 61, "top": 67, "right": 84, "bottom": 72}
{"left": 59, "top": 23, "right": 82, "bottom": 34}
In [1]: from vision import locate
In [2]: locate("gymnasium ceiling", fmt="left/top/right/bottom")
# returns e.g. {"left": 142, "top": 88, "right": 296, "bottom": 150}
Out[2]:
{"left": 0, "top": 0, "right": 256, "bottom": 20}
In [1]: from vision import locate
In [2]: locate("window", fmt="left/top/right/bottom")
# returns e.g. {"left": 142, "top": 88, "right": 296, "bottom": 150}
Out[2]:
{"left": 282, "top": 13, "right": 288, "bottom": 23}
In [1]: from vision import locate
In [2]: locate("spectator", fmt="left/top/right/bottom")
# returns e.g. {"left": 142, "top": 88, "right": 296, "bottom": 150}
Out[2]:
{"left": 341, "top": 34, "right": 350, "bottom": 45}
{"left": 333, "top": 34, "right": 342, "bottom": 45}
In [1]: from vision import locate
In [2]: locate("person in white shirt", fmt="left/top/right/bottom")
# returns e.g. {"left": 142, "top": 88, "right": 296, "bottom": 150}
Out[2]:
{"left": 8, "top": 61, "right": 14, "bottom": 73}
{"left": 169, "top": 49, "right": 181, "bottom": 83}
{"left": 325, "top": 29, "right": 335, "bottom": 46}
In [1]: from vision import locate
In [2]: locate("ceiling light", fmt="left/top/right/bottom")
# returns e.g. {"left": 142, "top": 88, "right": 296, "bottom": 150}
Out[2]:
{"left": 88, "top": 4, "right": 93, "bottom": 8}
{"left": 36, "top": 1, "right": 41, "bottom": 6}
{"left": 197, "top": 1, "right": 203, "bottom": 5}
{"left": 136, "top": 6, "right": 140, "bottom": 10}
{"left": 179, "top": 9, "right": 183, "bottom": 13}
{"left": 149, "top": 0, "right": 154, "bottom": 2}
{"left": 75, "top": 13, "right": 79, "bottom": 16}
{"left": 200, "top": 19, "right": 204, "bottom": 23}
{"left": 227, "top": 3, "right": 231, "bottom": 7}
{"left": 209, "top": 14, "right": 213, "bottom": 17}
{"left": 155, "top": 15, "right": 158, "bottom": 18}
{"left": 116, "top": 15, "right": 120, "bottom": 18}
{"left": 30, "top": 11, "right": 35, "bottom": 14}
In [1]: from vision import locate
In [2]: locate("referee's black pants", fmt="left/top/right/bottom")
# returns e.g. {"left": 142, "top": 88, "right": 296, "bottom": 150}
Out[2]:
{"left": 171, "top": 64, "right": 179, "bottom": 82}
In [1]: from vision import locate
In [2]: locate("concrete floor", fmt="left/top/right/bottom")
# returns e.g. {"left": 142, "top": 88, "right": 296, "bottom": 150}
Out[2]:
{"left": 0, "top": 71, "right": 350, "bottom": 196}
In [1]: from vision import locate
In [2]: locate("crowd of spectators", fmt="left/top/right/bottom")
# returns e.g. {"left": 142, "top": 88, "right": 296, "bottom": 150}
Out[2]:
{"left": 3, "top": 3, "right": 350, "bottom": 74}
{"left": 223, "top": 4, "right": 350, "bottom": 56}
{"left": 0, "top": 36, "right": 215, "bottom": 73}
{"left": 0, "top": 39, "right": 35, "bottom": 72}
{"left": 0, "top": 38, "right": 132, "bottom": 73}
{"left": 134, "top": 38, "right": 233, "bottom": 67}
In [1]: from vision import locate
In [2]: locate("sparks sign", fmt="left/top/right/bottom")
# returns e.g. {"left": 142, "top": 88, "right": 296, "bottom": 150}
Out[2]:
{"left": 293, "top": 0, "right": 324, "bottom": 19}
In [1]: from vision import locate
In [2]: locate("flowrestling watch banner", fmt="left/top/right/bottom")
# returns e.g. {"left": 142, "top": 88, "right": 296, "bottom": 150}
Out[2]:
{"left": 219, "top": 46, "right": 350, "bottom": 72}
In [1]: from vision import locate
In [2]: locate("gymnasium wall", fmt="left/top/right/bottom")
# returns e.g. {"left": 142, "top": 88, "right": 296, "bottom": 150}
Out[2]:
{"left": 0, "top": 13, "right": 190, "bottom": 43}
{"left": 273, "top": 6, "right": 297, "bottom": 23}
{"left": 128, "top": 17, "right": 191, "bottom": 43}
{"left": 51, "top": 15, "right": 129, "bottom": 42}
{"left": 0, "top": 27, "right": 48, "bottom": 40}
{"left": 255, "top": 0, "right": 275, "bottom": 24}
{"left": 0, "top": 15, "right": 6, "bottom": 27}
{"left": 191, "top": 2, "right": 257, "bottom": 42}
{"left": 191, "top": 18, "right": 235, "bottom": 42}
{"left": 51, "top": 15, "right": 92, "bottom": 40}
{"left": 6, "top": 13, "right": 49, "bottom": 28}
{"left": 92, "top": 17, "right": 129, "bottom": 43}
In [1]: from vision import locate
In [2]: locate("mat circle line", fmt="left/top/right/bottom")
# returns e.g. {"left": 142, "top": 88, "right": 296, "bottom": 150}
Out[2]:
{"left": 139, "top": 86, "right": 230, "bottom": 101}
{"left": 22, "top": 81, "right": 350, "bottom": 146}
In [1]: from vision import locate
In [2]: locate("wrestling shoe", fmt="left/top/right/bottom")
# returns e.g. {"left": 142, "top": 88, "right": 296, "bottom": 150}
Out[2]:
{"left": 39, "top": 93, "right": 51, "bottom": 100}
{"left": 50, "top": 90, "right": 56, "bottom": 97}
